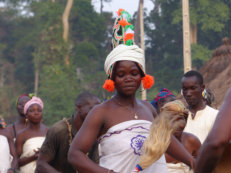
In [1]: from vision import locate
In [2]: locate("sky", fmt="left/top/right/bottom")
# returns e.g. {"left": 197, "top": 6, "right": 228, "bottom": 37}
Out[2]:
{"left": 92, "top": 0, "right": 154, "bottom": 17}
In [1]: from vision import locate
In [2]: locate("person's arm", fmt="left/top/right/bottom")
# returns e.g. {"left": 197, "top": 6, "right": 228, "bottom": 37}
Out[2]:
{"left": 36, "top": 129, "right": 61, "bottom": 173}
{"left": 183, "top": 133, "right": 201, "bottom": 158}
{"left": 36, "top": 154, "right": 61, "bottom": 173}
{"left": 68, "top": 105, "right": 116, "bottom": 173}
{"left": 16, "top": 133, "right": 38, "bottom": 167}
{"left": 8, "top": 135, "right": 18, "bottom": 171}
{"left": 194, "top": 88, "right": 231, "bottom": 173}
{"left": 144, "top": 101, "right": 157, "bottom": 118}
{"left": 166, "top": 135, "right": 194, "bottom": 168}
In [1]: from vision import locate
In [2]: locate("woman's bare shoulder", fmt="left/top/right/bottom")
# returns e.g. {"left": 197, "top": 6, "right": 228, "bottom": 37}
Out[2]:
{"left": 139, "top": 99, "right": 157, "bottom": 118}
{"left": 90, "top": 100, "right": 115, "bottom": 114}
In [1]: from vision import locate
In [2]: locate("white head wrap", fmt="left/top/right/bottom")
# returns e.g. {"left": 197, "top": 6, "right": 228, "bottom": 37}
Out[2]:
{"left": 104, "top": 44, "right": 144, "bottom": 75}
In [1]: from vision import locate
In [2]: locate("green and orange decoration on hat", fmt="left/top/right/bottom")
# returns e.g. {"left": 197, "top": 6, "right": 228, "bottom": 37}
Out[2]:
{"left": 112, "top": 8, "right": 135, "bottom": 48}
{"left": 103, "top": 9, "right": 154, "bottom": 92}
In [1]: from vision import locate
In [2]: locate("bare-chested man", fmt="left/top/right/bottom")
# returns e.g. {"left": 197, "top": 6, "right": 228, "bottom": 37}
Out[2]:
{"left": 195, "top": 87, "right": 231, "bottom": 173}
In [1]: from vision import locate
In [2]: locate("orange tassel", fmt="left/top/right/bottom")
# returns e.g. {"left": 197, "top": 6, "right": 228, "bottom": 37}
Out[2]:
{"left": 119, "top": 19, "right": 131, "bottom": 27}
{"left": 125, "top": 33, "right": 134, "bottom": 43}
{"left": 103, "top": 79, "right": 115, "bottom": 92}
{"left": 117, "top": 8, "right": 125, "bottom": 16}
{"left": 142, "top": 75, "right": 155, "bottom": 89}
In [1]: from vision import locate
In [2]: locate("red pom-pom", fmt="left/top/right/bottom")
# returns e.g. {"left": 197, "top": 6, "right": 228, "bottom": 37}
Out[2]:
{"left": 142, "top": 74, "right": 154, "bottom": 89}
{"left": 125, "top": 33, "right": 134, "bottom": 43}
{"left": 103, "top": 79, "right": 115, "bottom": 92}
{"left": 118, "top": 19, "right": 130, "bottom": 27}
{"left": 117, "top": 8, "right": 125, "bottom": 16}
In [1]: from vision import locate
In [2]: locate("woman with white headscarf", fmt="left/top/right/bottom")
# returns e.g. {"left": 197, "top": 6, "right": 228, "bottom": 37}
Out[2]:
{"left": 68, "top": 9, "right": 194, "bottom": 173}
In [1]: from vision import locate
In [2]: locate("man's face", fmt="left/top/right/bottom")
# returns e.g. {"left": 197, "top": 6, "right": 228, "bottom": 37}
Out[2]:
{"left": 79, "top": 98, "right": 100, "bottom": 120}
{"left": 181, "top": 76, "right": 204, "bottom": 107}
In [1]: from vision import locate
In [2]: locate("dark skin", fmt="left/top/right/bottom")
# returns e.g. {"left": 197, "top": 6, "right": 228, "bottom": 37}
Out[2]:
{"left": 156, "top": 96, "right": 201, "bottom": 163}
{"left": 0, "top": 128, "right": 18, "bottom": 173}
{"left": 7, "top": 96, "right": 30, "bottom": 139}
{"left": 194, "top": 87, "right": 231, "bottom": 173}
{"left": 166, "top": 121, "right": 201, "bottom": 163}
{"left": 16, "top": 104, "right": 48, "bottom": 168}
{"left": 68, "top": 61, "right": 194, "bottom": 173}
{"left": 35, "top": 97, "right": 101, "bottom": 173}
{"left": 181, "top": 76, "right": 206, "bottom": 119}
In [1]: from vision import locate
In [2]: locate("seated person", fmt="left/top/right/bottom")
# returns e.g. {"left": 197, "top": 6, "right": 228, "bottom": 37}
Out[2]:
{"left": 152, "top": 88, "right": 201, "bottom": 172}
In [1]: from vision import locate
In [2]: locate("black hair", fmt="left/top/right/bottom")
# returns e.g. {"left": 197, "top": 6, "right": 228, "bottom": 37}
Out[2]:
{"left": 183, "top": 70, "right": 204, "bottom": 85}
{"left": 75, "top": 92, "right": 98, "bottom": 107}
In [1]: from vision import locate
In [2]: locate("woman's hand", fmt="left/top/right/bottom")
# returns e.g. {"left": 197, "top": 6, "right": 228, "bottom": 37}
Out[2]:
{"left": 33, "top": 148, "right": 40, "bottom": 159}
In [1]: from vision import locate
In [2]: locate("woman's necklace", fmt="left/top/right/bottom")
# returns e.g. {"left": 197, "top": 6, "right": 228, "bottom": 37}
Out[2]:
{"left": 114, "top": 99, "right": 139, "bottom": 119}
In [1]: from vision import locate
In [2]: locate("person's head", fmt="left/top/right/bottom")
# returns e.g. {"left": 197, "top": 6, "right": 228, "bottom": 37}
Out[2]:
{"left": 111, "top": 60, "right": 144, "bottom": 96}
{"left": 16, "top": 94, "right": 32, "bottom": 116}
{"left": 161, "top": 100, "right": 188, "bottom": 139}
{"left": 0, "top": 117, "right": 6, "bottom": 129}
{"left": 181, "top": 70, "right": 205, "bottom": 108}
{"left": 151, "top": 88, "right": 176, "bottom": 113}
{"left": 75, "top": 92, "right": 100, "bottom": 121}
{"left": 24, "top": 96, "right": 44, "bottom": 124}
{"left": 103, "top": 9, "right": 154, "bottom": 94}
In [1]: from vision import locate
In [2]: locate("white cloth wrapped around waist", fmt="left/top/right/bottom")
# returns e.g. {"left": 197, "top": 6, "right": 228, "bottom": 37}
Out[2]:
{"left": 0, "top": 135, "right": 12, "bottom": 173}
{"left": 19, "top": 136, "right": 45, "bottom": 173}
{"left": 98, "top": 120, "right": 168, "bottom": 173}
{"left": 167, "top": 162, "right": 192, "bottom": 173}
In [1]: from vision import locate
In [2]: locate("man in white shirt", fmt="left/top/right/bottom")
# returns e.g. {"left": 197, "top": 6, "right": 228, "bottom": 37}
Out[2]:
{"left": 181, "top": 70, "right": 218, "bottom": 144}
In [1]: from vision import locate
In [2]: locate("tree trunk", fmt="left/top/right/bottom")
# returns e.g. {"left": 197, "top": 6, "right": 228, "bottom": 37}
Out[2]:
{"left": 0, "top": 65, "right": 4, "bottom": 88}
{"left": 139, "top": 0, "right": 146, "bottom": 100}
{"left": 100, "top": 0, "right": 103, "bottom": 14}
{"left": 34, "top": 67, "right": 39, "bottom": 96}
{"left": 182, "top": 0, "right": 192, "bottom": 73}
{"left": 134, "top": 2, "right": 140, "bottom": 45}
{"left": 190, "top": 24, "right": 197, "bottom": 44}
{"left": 62, "top": 0, "right": 73, "bottom": 65}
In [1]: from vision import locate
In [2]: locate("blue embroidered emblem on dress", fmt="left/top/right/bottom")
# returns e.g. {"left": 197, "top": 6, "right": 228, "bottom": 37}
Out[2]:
{"left": 130, "top": 135, "right": 146, "bottom": 155}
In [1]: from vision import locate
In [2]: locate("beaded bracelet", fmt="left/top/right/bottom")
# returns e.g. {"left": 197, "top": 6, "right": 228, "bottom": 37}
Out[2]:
{"left": 135, "top": 164, "right": 143, "bottom": 172}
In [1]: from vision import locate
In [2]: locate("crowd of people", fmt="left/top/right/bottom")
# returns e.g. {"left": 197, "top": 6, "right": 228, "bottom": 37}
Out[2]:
{"left": 0, "top": 8, "right": 231, "bottom": 173}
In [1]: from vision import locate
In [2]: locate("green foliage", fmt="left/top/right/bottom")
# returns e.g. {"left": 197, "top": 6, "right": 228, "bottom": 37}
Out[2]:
{"left": 145, "top": 0, "right": 183, "bottom": 95}
{"left": 1, "top": 0, "right": 231, "bottom": 124}
{"left": 191, "top": 44, "right": 212, "bottom": 69}
{"left": 145, "top": 0, "right": 230, "bottom": 98}
{"left": 39, "top": 65, "right": 80, "bottom": 125}
{"left": 172, "top": 0, "right": 229, "bottom": 32}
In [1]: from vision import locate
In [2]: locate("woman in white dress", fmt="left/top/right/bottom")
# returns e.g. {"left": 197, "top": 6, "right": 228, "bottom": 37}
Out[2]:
{"left": 16, "top": 97, "right": 48, "bottom": 173}
{"left": 0, "top": 117, "right": 17, "bottom": 173}
{"left": 68, "top": 9, "right": 194, "bottom": 173}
